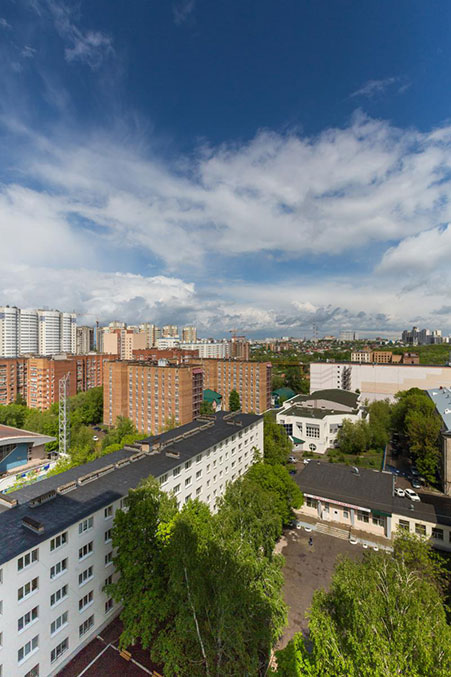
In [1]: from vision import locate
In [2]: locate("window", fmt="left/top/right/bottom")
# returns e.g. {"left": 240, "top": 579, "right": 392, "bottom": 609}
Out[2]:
{"left": 105, "top": 552, "right": 113, "bottom": 567}
{"left": 104, "top": 506, "right": 113, "bottom": 519}
{"left": 415, "top": 523, "right": 426, "bottom": 536}
{"left": 79, "top": 566, "right": 94, "bottom": 586}
{"left": 159, "top": 473, "right": 168, "bottom": 485}
{"left": 357, "top": 511, "right": 369, "bottom": 523}
{"left": 50, "top": 611, "right": 68, "bottom": 636}
{"left": 50, "top": 558, "right": 67, "bottom": 580}
{"left": 105, "top": 598, "right": 114, "bottom": 614}
{"left": 399, "top": 520, "right": 410, "bottom": 532}
{"left": 50, "top": 532, "right": 68, "bottom": 552}
{"left": 173, "top": 466, "right": 181, "bottom": 477}
{"left": 18, "top": 635, "right": 39, "bottom": 664}
{"left": 185, "top": 476, "right": 192, "bottom": 487}
{"left": 18, "top": 577, "right": 39, "bottom": 601}
{"left": 173, "top": 483, "right": 180, "bottom": 494}
{"left": 196, "top": 469, "right": 202, "bottom": 479}
{"left": 79, "top": 542, "right": 93, "bottom": 560}
{"left": 196, "top": 454, "right": 202, "bottom": 463}
{"left": 50, "top": 585, "right": 68, "bottom": 607}
{"left": 196, "top": 487, "right": 201, "bottom": 496}
{"left": 432, "top": 527, "right": 444, "bottom": 541}
{"left": 18, "top": 549, "right": 39, "bottom": 571}
{"left": 372, "top": 516, "right": 384, "bottom": 527}
{"left": 24, "top": 665, "right": 39, "bottom": 677}
{"left": 79, "top": 590, "right": 94, "bottom": 612}
{"left": 343, "top": 509, "right": 349, "bottom": 519}
{"left": 104, "top": 574, "right": 113, "bottom": 589}
{"left": 50, "top": 637, "right": 68, "bottom": 664}
{"left": 104, "top": 529, "right": 112, "bottom": 543}
{"left": 79, "top": 614, "right": 95, "bottom": 637}
{"left": 305, "top": 424, "right": 320, "bottom": 439}
{"left": 18, "top": 606, "right": 39, "bottom": 632}
{"left": 185, "top": 460, "right": 192, "bottom": 470}
{"left": 78, "top": 517, "right": 94, "bottom": 534}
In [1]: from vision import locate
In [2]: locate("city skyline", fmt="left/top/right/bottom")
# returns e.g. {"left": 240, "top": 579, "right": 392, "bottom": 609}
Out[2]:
{"left": 2, "top": 2, "right": 451, "bottom": 337}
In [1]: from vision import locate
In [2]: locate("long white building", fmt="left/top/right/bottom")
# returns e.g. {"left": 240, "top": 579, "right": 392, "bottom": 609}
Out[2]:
{"left": 0, "top": 411, "right": 263, "bottom": 676}
{"left": 310, "top": 362, "right": 451, "bottom": 402}
{"left": 0, "top": 307, "right": 76, "bottom": 357}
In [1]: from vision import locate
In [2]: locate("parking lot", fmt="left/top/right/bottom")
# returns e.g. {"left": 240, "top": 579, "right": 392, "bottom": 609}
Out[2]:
{"left": 277, "top": 527, "right": 363, "bottom": 649}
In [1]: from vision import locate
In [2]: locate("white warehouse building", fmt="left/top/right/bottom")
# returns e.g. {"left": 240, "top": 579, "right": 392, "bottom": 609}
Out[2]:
{"left": 0, "top": 411, "right": 263, "bottom": 677}
{"left": 276, "top": 389, "right": 364, "bottom": 454}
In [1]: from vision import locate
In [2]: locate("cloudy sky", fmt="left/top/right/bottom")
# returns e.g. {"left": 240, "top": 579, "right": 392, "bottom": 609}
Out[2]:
{"left": 1, "top": 1, "right": 451, "bottom": 338}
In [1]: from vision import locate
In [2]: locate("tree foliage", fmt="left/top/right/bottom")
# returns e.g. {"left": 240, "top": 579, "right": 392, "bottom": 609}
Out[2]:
{"left": 273, "top": 535, "right": 451, "bottom": 677}
{"left": 263, "top": 414, "right": 292, "bottom": 465}
{"left": 228, "top": 389, "right": 240, "bottom": 411}
{"left": 200, "top": 400, "right": 215, "bottom": 415}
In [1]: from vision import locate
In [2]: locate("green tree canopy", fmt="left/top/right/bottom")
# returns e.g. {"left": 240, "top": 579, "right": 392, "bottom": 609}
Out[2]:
{"left": 229, "top": 389, "right": 240, "bottom": 411}
{"left": 263, "top": 414, "right": 292, "bottom": 465}
{"left": 245, "top": 462, "right": 303, "bottom": 525}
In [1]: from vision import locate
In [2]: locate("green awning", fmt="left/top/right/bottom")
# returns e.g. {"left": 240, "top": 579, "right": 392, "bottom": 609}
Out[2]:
{"left": 291, "top": 436, "right": 305, "bottom": 444}
{"left": 372, "top": 509, "right": 391, "bottom": 518}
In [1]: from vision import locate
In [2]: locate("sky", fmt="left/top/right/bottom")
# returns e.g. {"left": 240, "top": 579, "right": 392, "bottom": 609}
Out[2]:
{"left": 1, "top": 1, "right": 451, "bottom": 338}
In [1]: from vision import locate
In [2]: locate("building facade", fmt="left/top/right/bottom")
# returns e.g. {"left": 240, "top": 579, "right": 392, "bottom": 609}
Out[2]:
{"left": 0, "top": 358, "right": 28, "bottom": 406}
{"left": 103, "top": 361, "right": 204, "bottom": 433}
{"left": 0, "top": 412, "right": 263, "bottom": 677}
{"left": 0, "top": 306, "right": 20, "bottom": 358}
{"left": 310, "top": 362, "right": 451, "bottom": 402}
{"left": 0, "top": 424, "right": 56, "bottom": 491}
{"left": 76, "top": 327, "right": 95, "bottom": 355}
{"left": 194, "top": 359, "right": 272, "bottom": 414}
{"left": 276, "top": 389, "right": 363, "bottom": 454}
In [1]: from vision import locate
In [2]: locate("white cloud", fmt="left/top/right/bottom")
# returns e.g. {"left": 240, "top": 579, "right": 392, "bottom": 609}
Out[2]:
{"left": 0, "top": 17, "right": 11, "bottom": 29}
{"left": 350, "top": 77, "right": 399, "bottom": 98}
{"left": 378, "top": 224, "right": 451, "bottom": 274}
{"left": 173, "top": 0, "right": 196, "bottom": 26}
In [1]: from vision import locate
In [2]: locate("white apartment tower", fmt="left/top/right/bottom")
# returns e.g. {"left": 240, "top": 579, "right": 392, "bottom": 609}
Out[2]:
{"left": 19, "top": 309, "right": 39, "bottom": 354}
{"left": 0, "top": 306, "right": 20, "bottom": 357}
{"left": 60, "top": 313, "right": 76, "bottom": 353}
{"left": 37, "top": 310, "right": 61, "bottom": 356}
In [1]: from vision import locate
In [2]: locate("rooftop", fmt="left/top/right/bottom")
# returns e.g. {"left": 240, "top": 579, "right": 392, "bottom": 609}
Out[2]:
{"left": 0, "top": 424, "right": 54, "bottom": 447}
{"left": 297, "top": 462, "right": 451, "bottom": 527}
{"left": 0, "top": 411, "right": 261, "bottom": 565}
{"left": 427, "top": 387, "right": 451, "bottom": 431}
{"left": 279, "top": 388, "right": 360, "bottom": 419}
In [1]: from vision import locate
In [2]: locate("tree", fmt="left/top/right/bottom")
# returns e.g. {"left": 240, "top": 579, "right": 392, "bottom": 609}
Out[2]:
{"left": 274, "top": 535, "right": 451, "bottom": 676}
{"left": 110, "top": 482, "right": 288, "bottom": 676}
{"left": 200, "top": 400, "right": 215, "bottom": 415}
{"left": 245, "top": 462, "right": 303, "bottom": 525}
{"left": 229, "top": 389, "right": 240, "bottom": 411}
{"left": 263, "top": 414, "right": 292, "bottom": 465}
{"left": 0, "top": 403, "right": 28, "bottom": 428}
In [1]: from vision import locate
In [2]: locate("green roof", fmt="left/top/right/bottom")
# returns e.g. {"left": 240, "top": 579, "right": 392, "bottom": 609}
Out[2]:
{"left": 203, "top": 389, "right": 222, "bottom": 404}
{"left": 291, "top": 436, "right": 305, "bottom": 444}
{"left": 272, "top": 387, "right": 296, "bottom": 399}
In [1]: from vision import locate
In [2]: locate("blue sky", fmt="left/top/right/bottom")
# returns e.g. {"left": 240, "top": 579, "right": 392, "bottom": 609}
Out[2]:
{"left": 1, "top": 1, "right": 451, "bottom": 337}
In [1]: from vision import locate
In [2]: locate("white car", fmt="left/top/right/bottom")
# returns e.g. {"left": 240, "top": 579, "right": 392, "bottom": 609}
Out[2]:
{"left": 395, "top": 488, "right": 405, "bottom": 498}
{"left": 288, "top": 456, "right": 296, "bottom": 463}
{"left": 92, "top": 435, "right": 99, "bottom": 442}
{"left": 404, "top": 488, "right": 420, "bottom": 502}
{"left": 303, "top": 458, "right": 311, "bottom": 465}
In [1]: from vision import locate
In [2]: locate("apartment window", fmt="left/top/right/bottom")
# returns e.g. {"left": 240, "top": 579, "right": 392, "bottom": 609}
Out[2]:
{"left": 105, "top": 529, "right": 112, "bottom": 543}
{"left": 173, "top": 467, "right": 181, "bottom": 477}
{"left": 50, "top": 611, "right": 68, "bottom": 636}
{"left": 50, "top": 585, "right": 68, "bottom": 607}
{"left": 50, "top": 558, "right": 68, "bottom": 580}
{"left": 18, "top": 635, "right": 39, "bottom": 664}
{"left": 79, "top": 615, "right": 94, "bottom": 637}
{"left": 196, "top": 454, "right": 202, "bottom": 463}
{"left": 343, "top": 509, "right": 349, "bottom": 519}
{"left": 50, "top": 532, "right": 68, "bottom": 552}
{"left": 185, "top": 476, "right": 192, "bottom": 487}
{"left": 415, "top": 523, "right": 426, "bottom": 536}
{"left": 18, "top": 577, "right": 39, "bottom": 601}
{"left": 18, "top": 549, "right": 39, "bottom": 571}
{"left": 306, "top": 496, "right": 318, "bottom": 509}
{"left": 105, "top": 552, "right": 113, "bottom": 567}
{"left": 18, "top": 606, "right": 39, "bottom": 632}
{"left": 120, "top": 498, "right": 128, "bottom": 511}
{"left": 79, "top": 566, "right": 94, "bottom": 586}
{"left": 105, "top": 598, "right": 114, "bottom": 614}
{"left": 305, "top": 424, "right": 320, "bottom": 439}
{"left": 399, "top": 520, "right": 410, "bottom": 532}
{"left": 104, "top": 574, "right": 113, "bottom": 589}
{"left": 24, "top": 665, "right": 39, "bottom": 677}
{"left": 79, "top": 590, "right": 94, "bottom": 612}
{"left": 50, "top": 637, "right": 68, "bottom": 664}
{"left": 104, "top": 506, "right": 113, "bottom": 519}
{"left": 159, "top": 473, "right": 168, "bottom": 485}
{"left": 372, "top": 516, "right": 384, "bottom": 527}
{"left": 185, "top": 494, "right": 191, "bottom": 503}
{"left": 185, "top": 460, "right": 192, "bottom": 470}
{"left": 196, "top": 487, "right": 201, "bottom": 496}
{"left": 357, "top": 511, "right": 369, "bottom": 524}
{"left": 432, "top": 527, "right": 444, "bottom": 541}
{"left": 206, "top": 464, "right": 210, "bottom": 472}
{"left": 78, "top": 517, "right": 94, "bottom": 534}
{"left": 79, "top": 541, "right": 93, "bottom": 560}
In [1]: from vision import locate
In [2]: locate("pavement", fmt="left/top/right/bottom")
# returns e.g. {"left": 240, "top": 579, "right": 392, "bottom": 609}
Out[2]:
{"left": 276, "top": 527, "right": 363, "bottom": 649}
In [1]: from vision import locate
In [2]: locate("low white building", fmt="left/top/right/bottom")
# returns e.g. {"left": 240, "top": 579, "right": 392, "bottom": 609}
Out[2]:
{"left": 0, "top": 411, "right": 263, "bottom": 677}
{"left": 276, "top": 389, "right": 363, "bottom": 454}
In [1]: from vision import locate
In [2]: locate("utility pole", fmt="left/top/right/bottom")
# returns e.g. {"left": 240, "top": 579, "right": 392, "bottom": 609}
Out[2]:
{"left": 59, "top": 373, "right": 70, "bottom": 457}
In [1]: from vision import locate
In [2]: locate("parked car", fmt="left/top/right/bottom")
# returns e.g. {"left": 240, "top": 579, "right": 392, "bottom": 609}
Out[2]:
{"left": 92, "top": 435, "right": 99, "bottom": 442}
{"left": 288, "top": 456, "right": 296, "bottom": 463}
{"left": 410, "top": 467, "right": 420, "bottom": 477}
{"left": 289, "top": 469, "right": 296, "bottom": 476}
{"left": 404, "top": 488, "right": 420, "bottom": 502}
{"left": 303, "top": 458, "right": 311, "bottom": 464}
{"left": 93, "top": 426, "right": 101, "bottom": 431}
{"left": 395, "top": 488, "right": 405, "bottom": 498}
{"left": 411, "top": 479, "right": 421, "bottom": 489}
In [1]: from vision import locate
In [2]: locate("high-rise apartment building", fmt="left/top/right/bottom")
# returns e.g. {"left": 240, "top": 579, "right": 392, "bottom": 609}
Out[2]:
{"left": 228, "top": 335, "right": 250, "bottom": 360}
{"left": 182, "top": 325, "right": 197, "bottom": 342}
{"left": 103, "top": 361, "right": 203, "bottom": 432}
{"left": 0, "top": 358, "right": 28, "bottom": 405}
{"left": 76, "top": 326, "right": 95, "bottom": 354}
{"left": 19, "top": 308, "right": 39, "bottom": 353}
{"left": 0, "top": 305, "right": 20, "bottom": 357}
{"left": 193, "top": 359, "right": 272, "bottom": 414}
{"left": 139, "top": 323, "right": 160, "bottom": 347}
{"left": 162, "top": 324, "right": 179, "bottom": 337}
{"left": 27, "top": 356, "right": 77, "bottom": 410}
{"left": 60, "top": 312, "right": 77, "bottom": 353}
{"left": 37, "top": 310, "right": 61, "bottom": 355}
{"left": 102, "top": 328, "right": 146, "bottom": 360}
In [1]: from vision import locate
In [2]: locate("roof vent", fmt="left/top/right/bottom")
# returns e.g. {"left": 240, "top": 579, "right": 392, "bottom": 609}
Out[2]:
{"left": 30, "top": 489, "right": 57, "bottom": 508}
{"left": 115, "top": 458, "right": 131, "bottom": 469}
{"left": 0, "top": 494, "right": 18, "bottom": 509}
{"left": 57, "top": 480, "right": 77, "bottom": 495}
{"left": 130, "top": 452, "right": 146, "bottom": 463}
{"left": 22, "top": 515, "right": 44, "bottom": 534}
{"left": 165, "top": 448, "right": 180, "bottom": 458}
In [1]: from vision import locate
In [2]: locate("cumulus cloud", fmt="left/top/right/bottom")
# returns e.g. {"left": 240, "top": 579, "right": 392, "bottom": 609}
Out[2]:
{"left": 378, "top": 224, "right": 451, "bottom": 274}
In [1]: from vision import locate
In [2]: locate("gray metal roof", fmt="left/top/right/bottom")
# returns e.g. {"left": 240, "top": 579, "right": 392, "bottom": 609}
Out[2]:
{"left": 0, "top": 412, "right": 261, "bottom": 565}
{"left": 427, "top": 387, "right": 451, "bottom": 431}
{"left": 296, "top": 462, "right": 451, "bottom": 527}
